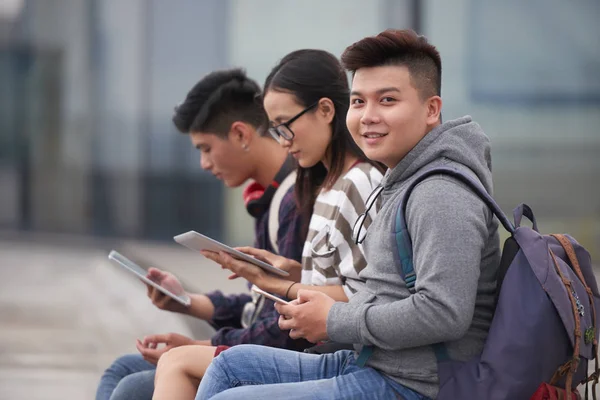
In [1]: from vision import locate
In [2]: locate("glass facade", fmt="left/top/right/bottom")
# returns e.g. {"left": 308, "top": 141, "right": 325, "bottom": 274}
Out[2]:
{"left": 0, "top": 0, "right": 598, "bottom": 256}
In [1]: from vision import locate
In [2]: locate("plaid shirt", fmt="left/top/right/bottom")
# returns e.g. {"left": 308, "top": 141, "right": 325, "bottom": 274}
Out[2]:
{"left": 206, "top": 184, "right": 310, "bottom": 351}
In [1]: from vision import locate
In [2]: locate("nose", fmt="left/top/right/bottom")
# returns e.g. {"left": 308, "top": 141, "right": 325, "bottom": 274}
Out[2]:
{"left": 279, "top": 136, "right": 293, "bottom": 149}
{"left": 200, "top": 154, "right": 213, "bottom": 171}
{"left": 360, "top": 102, "right": 381, "bottom": 126}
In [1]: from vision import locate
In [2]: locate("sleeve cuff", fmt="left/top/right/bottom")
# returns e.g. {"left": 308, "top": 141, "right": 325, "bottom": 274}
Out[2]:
{"left": 327, "top": 301, "right": 363, "bottom": 344}
{"left": 204, "top": 290, "right": 222, "bottom": 306}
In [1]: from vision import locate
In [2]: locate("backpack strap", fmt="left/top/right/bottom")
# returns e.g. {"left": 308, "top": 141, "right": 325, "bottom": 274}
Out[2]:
{"left": 267, "top": 171, "right": 297, "bottom": 254}
{"left": 396, "top": 167, "right": 513, "bottom": 363}
{"left": 357, "top": 167, "right": 514, "bottom": 368}
{"left": 396, "top": 166, "right": 514, "bottom": 293}
{"left": 548, "top": 249, "right": 584, "bottom": 399}
{"left": 552, "top": 234, "right": 599, "bottom": 398}
{"left": 357, "top": 167, "right": 513, "bottom": 367}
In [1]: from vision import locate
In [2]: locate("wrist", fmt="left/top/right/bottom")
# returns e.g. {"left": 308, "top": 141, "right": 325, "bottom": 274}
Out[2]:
{"left": 268, "top": 279, "right": 293, "bottom": 297}
{"left": 188, "top": 294, "right": 215, "bottom": 320}
{"left": 285, "top": 281, "right": 297, "bottom": 299}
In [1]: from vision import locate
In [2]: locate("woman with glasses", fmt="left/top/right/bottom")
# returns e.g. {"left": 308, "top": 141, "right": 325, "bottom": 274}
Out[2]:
{"left": 152, "top": 49, "right": 384, "bottom": 400}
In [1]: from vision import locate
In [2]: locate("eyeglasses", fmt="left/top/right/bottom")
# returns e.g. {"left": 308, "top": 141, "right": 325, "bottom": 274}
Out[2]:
{"left": 268, "top": 102, "right": 319, "bottom": 143}
{"left": 352, "top": 185, "right": 384, "bottom": 244}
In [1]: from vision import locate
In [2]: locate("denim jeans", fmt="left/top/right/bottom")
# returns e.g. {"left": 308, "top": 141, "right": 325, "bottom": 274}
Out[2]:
{"left": 196, "top": 345, "right": 429, "bottom": 400}
{"left": 95, "top": 354, "right": 156, "bottom": 400}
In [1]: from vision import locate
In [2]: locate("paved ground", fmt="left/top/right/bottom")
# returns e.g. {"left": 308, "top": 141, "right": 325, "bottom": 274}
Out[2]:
{"left": 0, "top": 232, "right": 246, "bottom": 400}
{"left": 0, "top": 232, "right": 598, "bottom": 399}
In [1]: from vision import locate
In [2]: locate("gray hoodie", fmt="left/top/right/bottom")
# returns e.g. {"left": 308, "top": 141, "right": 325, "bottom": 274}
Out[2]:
{"left": 327, "top": 116, "right": 501, "bottom": 398}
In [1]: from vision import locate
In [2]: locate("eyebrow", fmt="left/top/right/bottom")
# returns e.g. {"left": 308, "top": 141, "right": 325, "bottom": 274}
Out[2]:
{"left": 272, "top": 116, "right": 289, "bottom": 124}
{"left": 350, "top": 87, "right": 401, "bottom": 96}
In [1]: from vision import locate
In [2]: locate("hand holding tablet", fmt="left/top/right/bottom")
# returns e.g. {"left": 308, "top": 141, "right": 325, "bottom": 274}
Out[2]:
{"left": 108, "top": 250, "right": 191, "bottom": 307}
{"left": 174, "top": 231, "right": 289, "bottom": 277}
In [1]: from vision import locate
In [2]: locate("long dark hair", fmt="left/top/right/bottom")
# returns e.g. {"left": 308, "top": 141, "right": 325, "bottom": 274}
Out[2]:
{"left": 263, "top": 49, "right": 383, "bottom": 236}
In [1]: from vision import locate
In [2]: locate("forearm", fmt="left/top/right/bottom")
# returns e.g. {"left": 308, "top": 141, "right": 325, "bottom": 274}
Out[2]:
{"left": 267, "top": 279, "right": 348, "bottom": 302}
{"left": 328, "top": 289, "right": 475, "bottom": 350}
{"left": 289, "top": 283, "right": 348, "bottom": 302}
{"left": 186, "top": 293, "right": 215, "bottom": 320}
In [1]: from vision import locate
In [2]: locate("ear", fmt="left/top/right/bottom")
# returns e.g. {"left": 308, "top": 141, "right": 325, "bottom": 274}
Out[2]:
{"left": 229, "top": 121, "right": 256, "bottom": 148}
{"left": 317, "top": 97, "right": 336, "bottom": 125}
{"left": 425, "top": 96, "right": 442, "bottom": 126}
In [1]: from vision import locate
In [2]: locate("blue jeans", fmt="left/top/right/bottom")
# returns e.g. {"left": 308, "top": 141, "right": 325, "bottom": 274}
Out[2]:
{"left": 96, "top": 354, "right": 156, "bottom": 400}
{"left": 196, "top": 345, "right": 429, "bottom": 400}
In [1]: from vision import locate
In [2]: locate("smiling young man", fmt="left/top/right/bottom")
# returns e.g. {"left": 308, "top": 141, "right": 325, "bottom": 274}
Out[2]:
{"left": 195, "top": 30, "right": 501, "bottom": 400}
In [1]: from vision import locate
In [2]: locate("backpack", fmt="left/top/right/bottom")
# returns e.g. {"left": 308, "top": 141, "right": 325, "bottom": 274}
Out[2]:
{"left": 393, "top": 166, "right": 600, "bottom": 399}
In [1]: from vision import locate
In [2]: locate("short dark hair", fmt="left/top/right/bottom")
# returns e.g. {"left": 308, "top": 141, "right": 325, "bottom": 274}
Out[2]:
{"left": 172, "top": 68, "right": 267, "bottom": 136}
{"left": 341, "top": 29, "right": 442, "bottom": 99}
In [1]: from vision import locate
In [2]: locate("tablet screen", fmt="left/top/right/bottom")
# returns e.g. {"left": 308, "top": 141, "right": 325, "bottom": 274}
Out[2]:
{"left": 173, "top": 231, "right": 289, "bottom": 277}
{"left": 108, "top": 250, "right": 191, "bottom": 306}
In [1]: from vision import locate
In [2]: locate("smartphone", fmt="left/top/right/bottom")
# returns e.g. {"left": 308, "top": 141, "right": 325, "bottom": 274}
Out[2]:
{"left": 251, "top": 285, "right": 290, "bottom": 305}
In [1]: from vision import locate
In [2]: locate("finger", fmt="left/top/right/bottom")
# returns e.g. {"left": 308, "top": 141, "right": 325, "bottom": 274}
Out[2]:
{"left": 275, "top": 302, "right": 296, "bottom": 316}
{"left": 135, "top": 339, "right": 146, "bottom": 353}
{"left": 146, "top": 268, "right": 165, "bottom": 283}
{"left": 138, "top": 345, "right": 163, "bottom": 360}
{"left": 142, "top": 333, "right": 170, "bottom": 346}
{"left": 149, "top": 287, "right": 163, "bottom": 303}
{"left": 136, "top": 339, "right": 158, "bottom": 364}
{"left": 278, "top": 315, "right": 296, "bottom": 331}
{"left": 296, "top": 289, "right": 321, "bottom": 304}
{"left": 147, "top": 267, "right": 162, "bottom": 277}
{"left": 235, "top": 247, "right": 273, "bottom": 263}
{"left": 228, "top": 273, "right": 240, "bottom": 280}
{"left": 219, "top": 252, "right": 258, "bottom": 274}
{"left": 289, "top": 329, "right": 305, "bottom": 340}
{"left": 146, "top": 283, "right": 152, "bottom": 297}
{"left": 156, "top": 294, "right": 172, "bottom": 309}
{"left": 201, "top": 251, "right": 221, "bottom": 263}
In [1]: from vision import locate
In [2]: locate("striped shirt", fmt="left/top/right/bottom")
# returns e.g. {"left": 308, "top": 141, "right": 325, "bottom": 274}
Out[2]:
{"left": 301, "top": 162, "right": 383, "bottom": 298}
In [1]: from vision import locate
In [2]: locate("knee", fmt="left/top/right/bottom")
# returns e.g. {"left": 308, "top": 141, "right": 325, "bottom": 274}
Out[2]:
{"left": 111, "top": 371, "right": 155, "bottom": 400}
{"left": 155, "top": 346, "right": 193, "bottom": 376}
{"left": 205, "top": 345, "right": 251, "bottom": 378}
{"left": 105, "top": 354, "right": 144, "bottom": 377}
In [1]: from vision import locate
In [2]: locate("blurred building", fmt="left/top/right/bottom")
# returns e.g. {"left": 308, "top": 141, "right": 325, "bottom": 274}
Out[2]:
{"left": 0, "top": 0, "right": 598, "bottom": 257}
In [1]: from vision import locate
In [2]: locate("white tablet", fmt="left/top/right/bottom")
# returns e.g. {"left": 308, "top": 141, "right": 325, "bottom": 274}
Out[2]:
{"left": 107, "top": 250, "right": 192, "bottom": 307}
{"left": 173, "top": 231, "right": 289, "bottom": 277}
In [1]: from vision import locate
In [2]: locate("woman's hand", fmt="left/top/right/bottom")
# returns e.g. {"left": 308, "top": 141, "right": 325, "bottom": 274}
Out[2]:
{"left": 235, "top": 247, "right": 303, "bottom": 283}
{"left": 201, "top": 250, "right": 290, "bottom": 295}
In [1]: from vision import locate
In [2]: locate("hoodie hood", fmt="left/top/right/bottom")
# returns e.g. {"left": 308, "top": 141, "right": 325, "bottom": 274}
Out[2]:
{"left": 382, "top": 115, "right": 493, "bottom": 194}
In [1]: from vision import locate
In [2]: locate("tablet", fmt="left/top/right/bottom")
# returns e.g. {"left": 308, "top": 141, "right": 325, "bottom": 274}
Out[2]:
{"left": 173, "top": 231, "right": 289, "bottom": 277}
{"left": 251, "top": 285, "right": 290, "bottom": 305}
{"left": 107, "top": 250, "right": 192, "bottom": 307}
